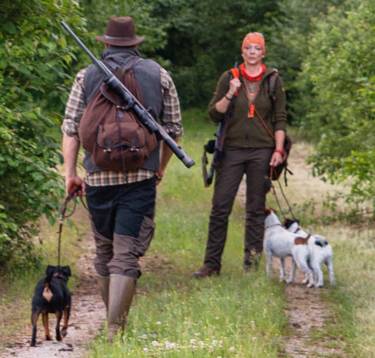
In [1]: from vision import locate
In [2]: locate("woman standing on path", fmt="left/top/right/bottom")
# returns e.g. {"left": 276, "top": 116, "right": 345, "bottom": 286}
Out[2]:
{"left": 193, "top": 32, "right": 287, "bottom": 277}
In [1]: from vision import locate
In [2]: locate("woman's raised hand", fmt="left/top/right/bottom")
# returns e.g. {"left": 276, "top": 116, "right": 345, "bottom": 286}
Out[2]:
{"left": 228, "top": 78, "right": 241, "bottom": 97}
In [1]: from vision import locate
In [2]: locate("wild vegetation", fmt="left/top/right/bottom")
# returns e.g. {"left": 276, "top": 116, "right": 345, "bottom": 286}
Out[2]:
{"left": 1, "top": 0, "right": 373, "bottom": 271}
{"left": 1, "top": 115, "right": 374, "bottom": 356}
{"left": 0, "top": 1, "right": 84, "bottom": 270}
{"left": 0, "top": 0, "right": 374, "bottom": 355}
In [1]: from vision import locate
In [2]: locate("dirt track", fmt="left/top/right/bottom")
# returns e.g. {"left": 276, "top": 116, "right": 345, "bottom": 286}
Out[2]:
{"left": 2, "top": 236, "right": 105, "bottom": 358}
{"left": 238, "top": 141, "right": 346, "bottom": 357}
{"left": 2, "top": 142, "right": 347, "bottom": 358}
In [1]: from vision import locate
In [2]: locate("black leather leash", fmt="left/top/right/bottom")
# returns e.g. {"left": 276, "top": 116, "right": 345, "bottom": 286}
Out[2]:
{"left": 57, "top": 192, "right": 88, "bottom": 267}
{"left": 270, "top": 179, "right": 297, "bottom": 222}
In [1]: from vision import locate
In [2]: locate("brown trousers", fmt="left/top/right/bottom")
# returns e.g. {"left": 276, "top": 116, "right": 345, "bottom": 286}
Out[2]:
{"left": 86, "top": 178, "right": 156, "bottom": 279}
{"left": 204, "top": 148, "right": 273, "bottom": 270}
{"left": 92, "top": 216, "right": 155, "bottom": 279}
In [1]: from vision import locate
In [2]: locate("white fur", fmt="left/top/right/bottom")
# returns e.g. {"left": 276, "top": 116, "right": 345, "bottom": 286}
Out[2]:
{"left": 264, "top": 211, "right": 298, "bottom": 283}
{"left": 287, "top": 222, "right": 336, "bottom": 288}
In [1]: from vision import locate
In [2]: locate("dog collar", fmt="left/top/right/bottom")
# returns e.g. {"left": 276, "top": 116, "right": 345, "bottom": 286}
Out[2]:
{"left": 265, "top": 223, "right": 282, "bottom": 229}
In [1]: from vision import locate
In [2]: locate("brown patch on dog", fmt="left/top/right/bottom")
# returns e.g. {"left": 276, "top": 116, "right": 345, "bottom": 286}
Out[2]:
{"left": 294, "top": 237, "right": 308, "bottom": 245}
{"left": 264, "top": 208, "right": 277, "bottom": 216}
{"left": 42, "top": 285, "right": 53, "bottom": 302}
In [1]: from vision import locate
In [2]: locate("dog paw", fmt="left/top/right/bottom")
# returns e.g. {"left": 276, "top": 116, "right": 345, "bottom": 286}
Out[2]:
{"left": 30, "top": 341, "right": 36, "bottom": 347}
{"left": 56, "top": 334, "right": 62, "bottom": 341}
{"left": 45, "top": 335, "right": 52, "bottom": 341}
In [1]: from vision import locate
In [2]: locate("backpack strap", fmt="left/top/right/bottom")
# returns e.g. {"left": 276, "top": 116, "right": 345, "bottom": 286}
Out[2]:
{"left": 230, "top": 67, "right": 240, "bottom": 79}
{"left": 229, "top": 66, "right": 241, "bottom": 97}
{"left": 230, "top": 66, "right": 278, "bottom": 101}
{"left": 267, "top": 70, "right": 279, "bottom": 103}
{"left": 100, "top": 58, "right": 143, "bottom": 107}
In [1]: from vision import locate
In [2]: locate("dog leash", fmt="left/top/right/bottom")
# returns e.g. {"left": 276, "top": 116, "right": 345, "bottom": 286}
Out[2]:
{"left": 270, "top": 179, "right": 297, "bottom": 221}
{"left": 57, "top": 192, "right": 88, "bottom": 267}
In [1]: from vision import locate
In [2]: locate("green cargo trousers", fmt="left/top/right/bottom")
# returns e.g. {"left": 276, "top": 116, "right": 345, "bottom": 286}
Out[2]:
{"left": 203, "top": 147, "right": 273, "bottom": 270}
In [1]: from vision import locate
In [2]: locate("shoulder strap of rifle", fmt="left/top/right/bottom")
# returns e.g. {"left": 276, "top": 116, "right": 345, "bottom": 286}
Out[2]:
{"left": 229, "top": 64, "right": 241, "bottom": 98}
{"left": 268, "top": 70, "right": 279, "bottom": 103}
{"left": 100, "top": 58, "right": 143, "bottom": 107}
{"left": 230, "top": 67, "right": 240, "bottom": 79}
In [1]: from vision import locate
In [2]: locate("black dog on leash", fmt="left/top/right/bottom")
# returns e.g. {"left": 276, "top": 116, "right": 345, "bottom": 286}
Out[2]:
{"left": 30, "top": 265, "right": 71, "bottom": 347}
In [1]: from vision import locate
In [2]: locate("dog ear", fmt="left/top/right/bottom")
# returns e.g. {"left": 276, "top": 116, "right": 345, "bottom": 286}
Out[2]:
{"left": 284, "top": 218, "right": 294, "bottom": 228}
{"left": 62, "top": 266, "right": 71, "bottom": 277}
{"left": 46, "top": 265, "right": 56, "bottom": 276}
{"left": 264, "top": 208, "right": 271, "bottom": 215}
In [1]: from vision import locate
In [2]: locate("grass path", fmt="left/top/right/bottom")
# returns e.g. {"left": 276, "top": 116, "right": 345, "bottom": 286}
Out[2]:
{"left": 1, "top": 210, "right": 106, "bottom": 358}
{"left": 278, "top": 151, "right": 347, "bottom": 358}
{"left": 1, "top": 111, "right": 375, "bottom": 357}
{"left": 237, "top": 141, "right": 347, "bottom": 357}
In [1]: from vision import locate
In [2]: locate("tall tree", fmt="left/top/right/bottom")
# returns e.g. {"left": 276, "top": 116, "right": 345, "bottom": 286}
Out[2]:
{"left": 265, "top": 0, "right": 345, "bottom": 122}
{"left": 298, "top": 0, "right": 375, "bottom": 203}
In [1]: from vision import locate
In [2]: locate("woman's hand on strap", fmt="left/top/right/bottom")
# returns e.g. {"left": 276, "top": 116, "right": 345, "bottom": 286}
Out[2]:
{"left": 215, "top": 78, "right": 242, "bottom": 113}
{"left": 227, "top": 78, "right": 241, "bottom": 98}
{"left": 269, "top": 150, "right": 284, "bottom": 167}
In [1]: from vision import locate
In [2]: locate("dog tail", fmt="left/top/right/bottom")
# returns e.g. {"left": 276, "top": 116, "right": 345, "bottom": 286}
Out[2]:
{"left": 42, "top": 271, "right": 54, "bottom": 302}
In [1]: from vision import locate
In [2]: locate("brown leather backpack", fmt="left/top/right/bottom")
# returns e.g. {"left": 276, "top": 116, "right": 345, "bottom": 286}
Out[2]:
{"left": 79, "top": 65, "right": 158, "bottom": 172}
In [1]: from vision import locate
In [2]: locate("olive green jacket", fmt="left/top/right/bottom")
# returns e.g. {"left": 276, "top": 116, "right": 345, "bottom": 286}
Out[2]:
{"left": 208, "top": 67, "right": 287, "bottom": 149}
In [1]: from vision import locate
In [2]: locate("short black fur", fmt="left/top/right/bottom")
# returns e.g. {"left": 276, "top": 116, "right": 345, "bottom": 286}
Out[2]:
{"left": 283, "top": 218, "right": 300, "bottom": 230}
{"left": 30, "top": 265, "right": 71, "bottom": 347}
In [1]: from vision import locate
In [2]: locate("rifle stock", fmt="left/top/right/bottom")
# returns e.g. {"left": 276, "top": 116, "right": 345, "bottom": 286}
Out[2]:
{"left": 61, "top": 21, "right": 194, "bottom": 168}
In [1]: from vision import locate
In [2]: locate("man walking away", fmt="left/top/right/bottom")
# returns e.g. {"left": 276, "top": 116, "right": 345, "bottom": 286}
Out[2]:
{"left": 61, "top": 16, "right": 183, "bottom": 340}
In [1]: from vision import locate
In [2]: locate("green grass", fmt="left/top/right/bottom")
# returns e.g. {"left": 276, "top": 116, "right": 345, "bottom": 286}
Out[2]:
{"left": 2, "top": 109, "right": 375, "bottom": 357}
{"left": 90, "top": 109, "right": 287, "bottom": 357}
{"left": 318, "top": 225, "right": 375, "bottom": 357}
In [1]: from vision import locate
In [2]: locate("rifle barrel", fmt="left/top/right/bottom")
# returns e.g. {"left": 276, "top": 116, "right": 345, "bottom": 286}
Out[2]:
{"left": 61, "top": 21, "right": 194, "bottom": 168}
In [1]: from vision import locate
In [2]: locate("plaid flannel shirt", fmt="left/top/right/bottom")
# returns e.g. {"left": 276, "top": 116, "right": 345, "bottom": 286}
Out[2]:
{"left": 62, "top": 66, "right": 183, "bottom": 186}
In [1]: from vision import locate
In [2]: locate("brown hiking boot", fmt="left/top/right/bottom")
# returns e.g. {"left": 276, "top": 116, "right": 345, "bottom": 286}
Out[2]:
{"left": 107, "top": 274, "right": 136, "bottom": 341}
{"left": 192, "top": 265, "right": 220, "bottom": 278}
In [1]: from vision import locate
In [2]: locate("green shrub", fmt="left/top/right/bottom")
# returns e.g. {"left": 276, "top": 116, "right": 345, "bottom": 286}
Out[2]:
{"left": 297, "top": 0, "right": 375, "bottom": 204}
{"left": 0, "top": 0, "right": 84, "bottom": 271}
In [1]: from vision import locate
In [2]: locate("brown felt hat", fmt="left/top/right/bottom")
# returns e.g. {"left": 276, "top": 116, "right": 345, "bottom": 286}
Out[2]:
{"left": 96, "top": 16, "right": 144, "bottom": 47}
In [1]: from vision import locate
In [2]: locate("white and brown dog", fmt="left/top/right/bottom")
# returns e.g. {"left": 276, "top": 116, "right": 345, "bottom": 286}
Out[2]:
{"left": 263, "top": 209, "right": 298, "bottom": 283}
{"left": 284, "top": 219, "right": 335, "bottom": 288}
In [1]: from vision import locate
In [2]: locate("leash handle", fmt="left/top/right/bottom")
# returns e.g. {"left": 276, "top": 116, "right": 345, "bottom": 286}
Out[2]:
{"left": 57, "top": 189, "right": 81, "bottom": 267}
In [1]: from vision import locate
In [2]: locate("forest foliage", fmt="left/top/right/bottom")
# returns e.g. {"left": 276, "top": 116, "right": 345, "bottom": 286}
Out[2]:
{"left": 297, "top": 0, "right": 375, "bottom": 204}
{"left": 0, "top": 0, "right": 84, "bottom": 270}
{"left": 0, "top": 0, "right": 374, "bottom": 270}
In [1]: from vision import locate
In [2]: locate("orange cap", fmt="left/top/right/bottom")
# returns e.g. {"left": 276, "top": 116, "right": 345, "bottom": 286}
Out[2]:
{"left": 241, "top": 32, "right": 266, "bottom": 53}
